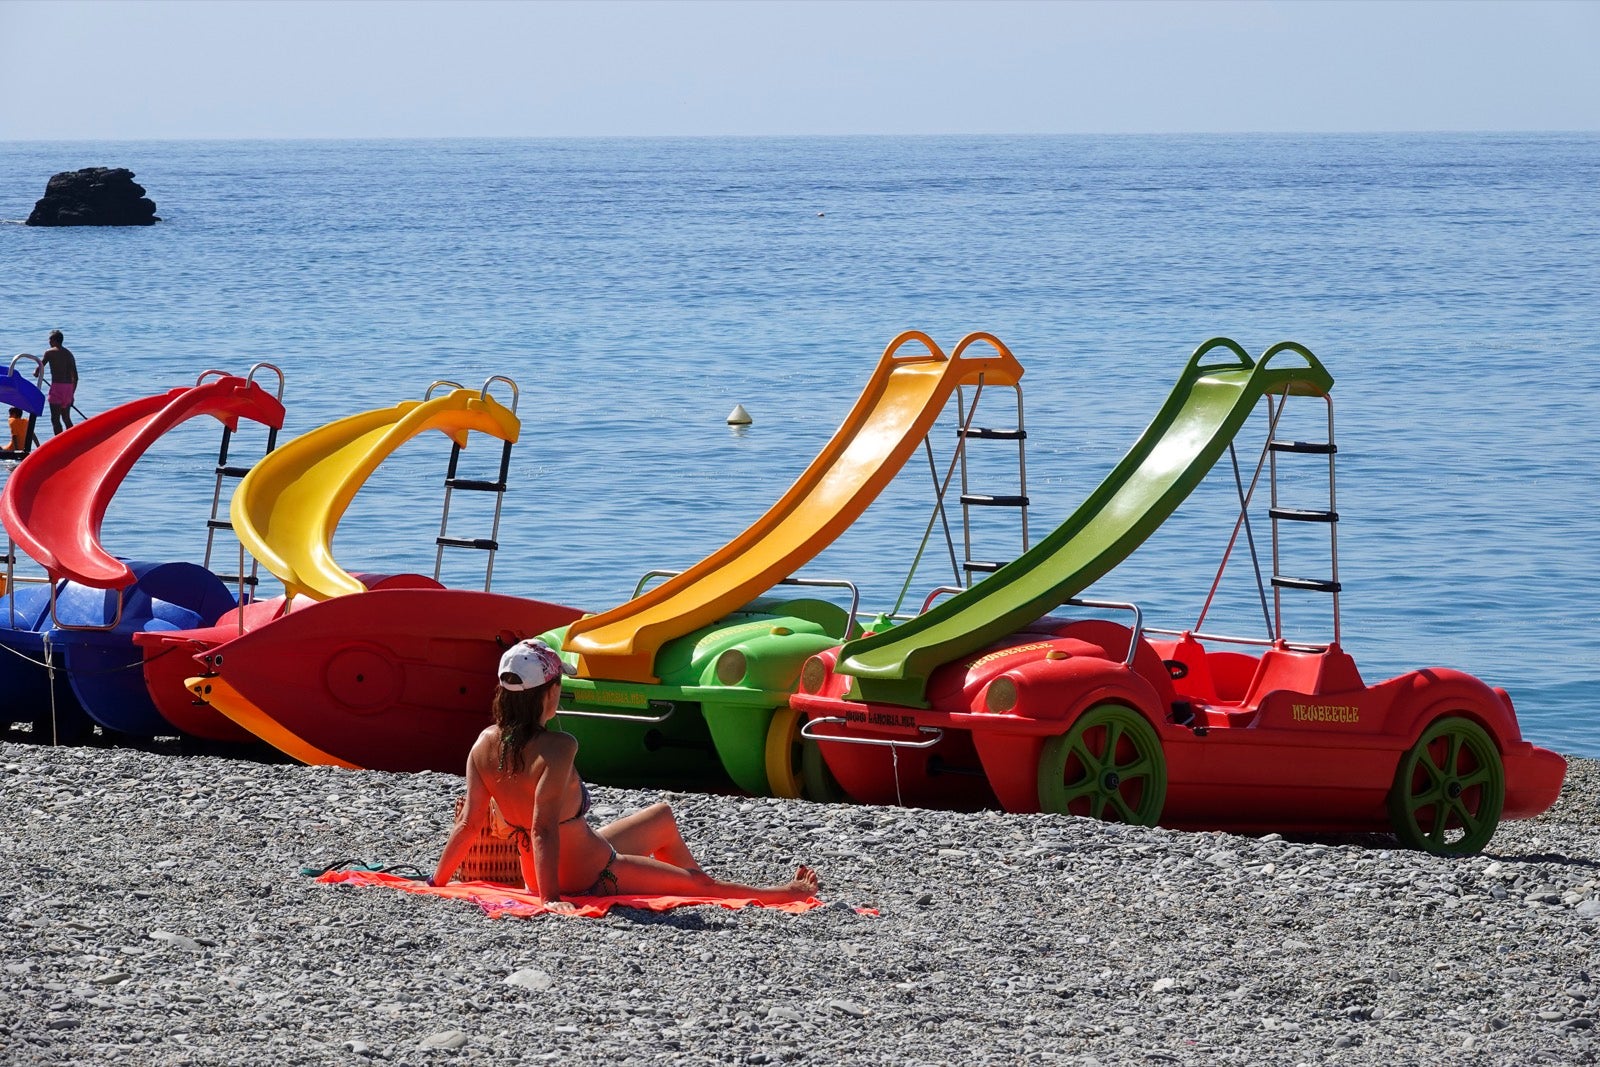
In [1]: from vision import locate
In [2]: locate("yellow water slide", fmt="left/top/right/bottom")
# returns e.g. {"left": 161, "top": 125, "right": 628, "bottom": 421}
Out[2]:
{"left": 565, "top": 331, "right": 1024, "bottom": 683}
{"left": 231, "top": 389, "right": 520, "bottom": 601}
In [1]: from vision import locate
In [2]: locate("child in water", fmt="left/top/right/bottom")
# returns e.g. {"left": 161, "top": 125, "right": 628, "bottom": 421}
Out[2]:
{"left": 6, "top": 407, "right": 27, "bottom": 452}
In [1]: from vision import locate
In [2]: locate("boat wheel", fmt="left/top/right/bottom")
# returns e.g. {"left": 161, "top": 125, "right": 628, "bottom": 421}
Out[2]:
{"left": 1387, "top": 715, "right": 1504, "bottom": 855}
{"left": 1037, "top": 703, "right": 1167, "bottom": 825}
{"left": 763, "top": 707, "right": 848, "bottom": 803}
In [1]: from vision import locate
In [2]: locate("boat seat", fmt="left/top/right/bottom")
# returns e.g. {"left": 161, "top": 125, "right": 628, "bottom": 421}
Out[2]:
{"left": 1243, "top": 645, "right": 1364, "bottom": 706}
{"left": 1207, "top": 651, "right": 1259, "bottom": 704}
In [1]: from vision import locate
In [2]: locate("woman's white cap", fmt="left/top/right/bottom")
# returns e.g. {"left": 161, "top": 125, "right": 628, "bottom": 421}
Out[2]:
{"left": 498, "top": 639, "right": 576, "bottom": 690}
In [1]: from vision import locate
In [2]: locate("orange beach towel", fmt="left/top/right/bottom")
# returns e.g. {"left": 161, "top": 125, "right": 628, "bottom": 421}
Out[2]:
{"left": 316, "top": 868, "right": 832, "bottom": 919}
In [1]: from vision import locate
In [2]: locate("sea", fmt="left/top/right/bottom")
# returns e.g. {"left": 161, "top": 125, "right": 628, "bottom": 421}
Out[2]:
{"left": 2, "top": 134, "right": 1597, "bottom": 756}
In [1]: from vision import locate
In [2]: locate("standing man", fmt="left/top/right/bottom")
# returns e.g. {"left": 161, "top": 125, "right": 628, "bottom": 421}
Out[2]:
{"left": 40, "top": 329, "right": 78, "bottom": 434}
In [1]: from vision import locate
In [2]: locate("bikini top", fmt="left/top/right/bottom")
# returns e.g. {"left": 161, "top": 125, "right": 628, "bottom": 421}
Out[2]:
{"left": 560, "top": 777, "right": 592, "bottom": 825}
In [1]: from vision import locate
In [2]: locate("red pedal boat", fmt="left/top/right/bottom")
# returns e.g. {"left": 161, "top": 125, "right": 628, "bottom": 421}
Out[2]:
{"left": 791, "top": 339, "right": 1564, "bottom": 854}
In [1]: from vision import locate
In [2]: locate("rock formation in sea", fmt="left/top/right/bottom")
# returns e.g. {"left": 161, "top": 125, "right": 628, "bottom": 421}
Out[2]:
{"left": 25, "top": 166, "right": 160, "bottom": 226}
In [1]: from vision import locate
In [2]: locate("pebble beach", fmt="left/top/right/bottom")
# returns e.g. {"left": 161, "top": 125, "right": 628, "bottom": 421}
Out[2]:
{"left": 3, "top": 739, "right": 1597, "bottom": 1066}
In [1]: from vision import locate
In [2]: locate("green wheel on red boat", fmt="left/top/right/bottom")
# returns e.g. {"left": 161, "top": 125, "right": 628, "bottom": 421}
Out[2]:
{"left": 1037, "top": 704, "right": 1167, "bottom": 825}
{"left": 763, "top": 706, "right": 849, "bottom": 803}
{"left": 1387, "top": 715, "right": 1505, "bottom": 856}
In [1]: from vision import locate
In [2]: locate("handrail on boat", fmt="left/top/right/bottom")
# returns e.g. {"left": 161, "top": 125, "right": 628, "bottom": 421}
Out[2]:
{"left": 479, "top": 375, "right": 519, "bottom": 414}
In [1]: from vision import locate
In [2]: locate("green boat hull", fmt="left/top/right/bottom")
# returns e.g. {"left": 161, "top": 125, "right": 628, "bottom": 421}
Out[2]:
{"left": 542, "top": 597, "right": 857, "bottom": 796}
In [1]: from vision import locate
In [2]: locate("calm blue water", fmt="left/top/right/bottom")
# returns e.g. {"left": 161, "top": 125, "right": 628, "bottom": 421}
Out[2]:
{"left": 3, "top": 134, "right": 1597, "bottom": 754}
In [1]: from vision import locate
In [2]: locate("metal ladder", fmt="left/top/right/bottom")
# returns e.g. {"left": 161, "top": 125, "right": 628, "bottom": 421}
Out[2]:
{"left": 954, "top": 380, "right": 1030, "bottom": 586}
{"left": 431, "top": 376, "right": 519, "bottom": 592}
{"left": 202, "top": 363, "right": 285, "bottom": 601}
{"left": 1266, "top": 393, "right": 1341, "bottom": 646}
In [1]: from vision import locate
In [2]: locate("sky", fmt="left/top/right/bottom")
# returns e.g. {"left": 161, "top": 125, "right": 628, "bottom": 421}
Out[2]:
{"left": 1, "top": 0, "right": 1597, "bottom": 140}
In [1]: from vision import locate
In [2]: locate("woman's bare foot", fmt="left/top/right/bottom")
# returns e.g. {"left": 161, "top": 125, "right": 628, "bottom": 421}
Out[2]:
{"left": 766, "top": 865, "right": 820, "bottom": 903}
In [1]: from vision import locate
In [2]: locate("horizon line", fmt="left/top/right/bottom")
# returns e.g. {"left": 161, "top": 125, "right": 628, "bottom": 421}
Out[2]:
{"left": 7, "top": 128, "right": 1598, "bottom": 146}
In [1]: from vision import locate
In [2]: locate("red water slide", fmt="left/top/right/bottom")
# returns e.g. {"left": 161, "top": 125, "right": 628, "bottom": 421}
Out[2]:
{"left": 1, "top": 376, "right": 286, "bottom": 587}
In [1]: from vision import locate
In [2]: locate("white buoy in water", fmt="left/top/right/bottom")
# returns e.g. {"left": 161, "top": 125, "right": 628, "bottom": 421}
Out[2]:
{"left": 726, "top": 404, "right": 752, "bottom": 426}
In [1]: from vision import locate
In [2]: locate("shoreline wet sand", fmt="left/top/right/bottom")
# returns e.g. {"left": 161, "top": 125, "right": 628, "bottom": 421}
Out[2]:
{"left": 3, "top": 739, "right": 1597, "bottom": 1066}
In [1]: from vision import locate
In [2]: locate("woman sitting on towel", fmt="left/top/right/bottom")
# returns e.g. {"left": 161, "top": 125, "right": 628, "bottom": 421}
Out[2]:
{"left": 433, "top": 638, "right": 820, "bottom": 914}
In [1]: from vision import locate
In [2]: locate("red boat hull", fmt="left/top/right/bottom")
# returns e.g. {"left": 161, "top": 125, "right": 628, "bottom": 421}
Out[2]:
{"left": 793, "top": 627, "right": 1567, "bottom": 839}
{"left": 135, "top": 573, "right": 447, "bottom": 741}
{"left": 195, "top": 588, "right": 584, "bottom": 773}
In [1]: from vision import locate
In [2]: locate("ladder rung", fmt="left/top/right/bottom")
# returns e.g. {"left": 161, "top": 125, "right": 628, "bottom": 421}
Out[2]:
{"left": 1269, "top": 507, "right": 1338, "bottom": 523}
{"left": 960, "top": 494, "right": 1029, "bottom": 508}
{"left": 1273, "top": 576, "right": 1341, "bottom": 593}
{"left": 957, "top": 427, "right": 1027, "bottom": 441}
{"left": 212, "top": 574, "right": 260, "bottom": 586}
{"left": 216, "top": 465, "right": 253, "bottom": 478}
{"left": 445, "top": 478, "right": 508, "bottom": 493}
{"left": 1268, "top": 440, "right": 1337, "bottom": 455}
{"left": 437, "top": 536, "right": 499, "bottom": 551}
{"left": 963, "top": 561, "right": 1006, "bottom": 573}
{"left": 206, "top": 519, "right": 234, "bottom": 531}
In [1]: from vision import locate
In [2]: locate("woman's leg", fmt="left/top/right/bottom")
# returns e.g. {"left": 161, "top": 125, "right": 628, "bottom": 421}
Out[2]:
{"left": 597, "top": 802, "right": 703, "bottom": 872}
{"left": 607, "top": 854, "right": 819, "bottom": 905}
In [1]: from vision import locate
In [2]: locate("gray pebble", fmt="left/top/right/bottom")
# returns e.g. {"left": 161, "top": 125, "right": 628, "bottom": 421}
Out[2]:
{"left": 419, "top": 1029, "right": 468, "bottom": 1050}
{"left": 147, "top": 931, "right": 203, "bottom": 952}
{"left": 505, "top": 968, "right": 554, "bottom": 991}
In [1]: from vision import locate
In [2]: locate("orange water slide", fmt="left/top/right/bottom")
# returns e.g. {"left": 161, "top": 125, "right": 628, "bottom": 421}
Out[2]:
{"left": 564, "top": 331, "right": 1024, "bottom": 683}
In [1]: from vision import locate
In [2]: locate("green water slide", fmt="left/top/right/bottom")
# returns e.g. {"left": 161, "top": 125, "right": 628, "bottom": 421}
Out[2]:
{"left": 837, "top": 338, "right": 1335, "bottom": 707}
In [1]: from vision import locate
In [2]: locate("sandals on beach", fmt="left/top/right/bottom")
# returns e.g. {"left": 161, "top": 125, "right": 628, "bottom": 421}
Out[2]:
{"left": 298, "top": 858, "right": 428, "bottom": 880}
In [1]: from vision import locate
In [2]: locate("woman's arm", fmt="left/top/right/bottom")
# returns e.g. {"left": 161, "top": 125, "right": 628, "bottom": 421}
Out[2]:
{"left": 528, "top": 733, "right": 578, "bottom": 903}
{"left": 432, "top": 757, "right": 490, "bottom": 887}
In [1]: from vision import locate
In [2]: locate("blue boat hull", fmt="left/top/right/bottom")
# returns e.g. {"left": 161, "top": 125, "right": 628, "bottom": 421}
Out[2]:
{"left": 0, "top": 585, "right": 95, "bottom": 742}
{"left": 3, "top": 560, "right": 236, "bottom": 738}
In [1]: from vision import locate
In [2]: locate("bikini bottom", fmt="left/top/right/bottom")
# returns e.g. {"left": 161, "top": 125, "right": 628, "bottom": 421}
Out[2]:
{"left": 586, "top": 846, "right": 620, "bottom": 896}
